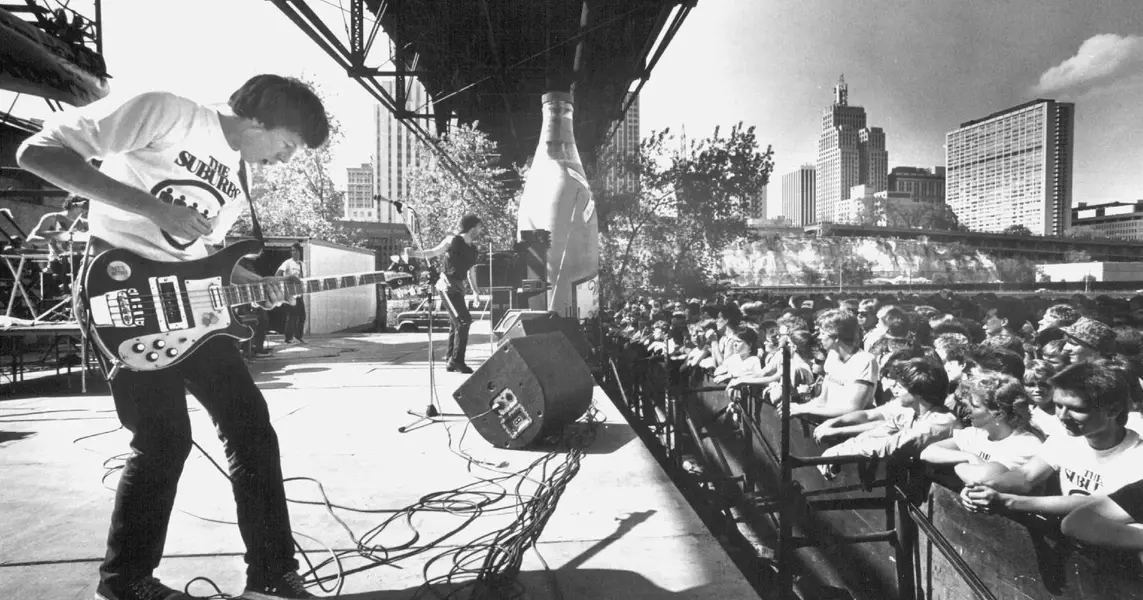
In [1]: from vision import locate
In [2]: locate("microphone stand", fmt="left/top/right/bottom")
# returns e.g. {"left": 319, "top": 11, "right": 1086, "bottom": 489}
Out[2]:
{"left": 377, "top": 197, "right": 467, "bottom": 433}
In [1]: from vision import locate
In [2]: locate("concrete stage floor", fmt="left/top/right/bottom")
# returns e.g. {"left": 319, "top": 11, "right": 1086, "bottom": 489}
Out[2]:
{"left": 0, "top": 324, "right": 757, "bottom": 599}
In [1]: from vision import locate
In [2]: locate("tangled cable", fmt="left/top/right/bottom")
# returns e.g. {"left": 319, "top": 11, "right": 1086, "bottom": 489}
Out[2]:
{"left": 76, "top": 398, "right": 601, "bottom": 599}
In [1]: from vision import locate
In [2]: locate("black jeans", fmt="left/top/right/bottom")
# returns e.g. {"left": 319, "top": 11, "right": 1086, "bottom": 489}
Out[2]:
{"left": 440, "top": 288, "right": 471, "bottom": 365}
{"left": 284, "top": 297, "right": 306, "bottom": 341}
{"left": 99, "top": 337, "right": 296, "bottom": 592}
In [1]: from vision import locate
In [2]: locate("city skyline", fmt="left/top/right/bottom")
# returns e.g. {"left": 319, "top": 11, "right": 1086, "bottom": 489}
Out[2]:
{"left": 638, "top": 0, "right": 1143, "bottom": 207}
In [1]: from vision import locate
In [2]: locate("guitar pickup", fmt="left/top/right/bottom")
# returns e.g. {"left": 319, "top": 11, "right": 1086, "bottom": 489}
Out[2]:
{"left": 149, "top": 276, "right": 188, "bottom": 332}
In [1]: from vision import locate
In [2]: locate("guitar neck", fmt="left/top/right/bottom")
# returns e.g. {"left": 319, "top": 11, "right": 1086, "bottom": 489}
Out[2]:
{"left": 224, "top": 271, "right": 390, "bottom": 306}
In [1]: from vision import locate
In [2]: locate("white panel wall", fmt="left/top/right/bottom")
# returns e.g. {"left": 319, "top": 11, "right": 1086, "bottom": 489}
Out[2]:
{"left": 303, "top": 242, "right": 377, "bottom": 335}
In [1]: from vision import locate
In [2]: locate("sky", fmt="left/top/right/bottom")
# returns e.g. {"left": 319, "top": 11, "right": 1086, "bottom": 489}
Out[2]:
{"left": 4, "top": 0, "right": 1143, "bottom": 206}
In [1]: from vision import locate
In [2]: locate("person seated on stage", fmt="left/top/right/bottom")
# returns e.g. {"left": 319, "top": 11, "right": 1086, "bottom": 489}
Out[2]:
{"left": 921, "top": 371, "right": 1044, "bottom": 484}
{"left": 1061, "top": 477, "right": 1143, "bottom": 565}
{"left": 817, "top": 357, "right": 956, "bottom": 480}
{"left": 960, "top": 362, "right": 1143, "bottom": 517}
{"left": 27, "top": 195, "right": 89, "bottom": 259}
{"left": 788, "top": 309, "right": 879, "bottom": 419}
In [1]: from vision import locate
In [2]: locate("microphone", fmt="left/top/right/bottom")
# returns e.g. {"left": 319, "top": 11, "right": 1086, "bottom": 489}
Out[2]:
{"left": 373, "top": 195, "right": 405, "bottom": 214}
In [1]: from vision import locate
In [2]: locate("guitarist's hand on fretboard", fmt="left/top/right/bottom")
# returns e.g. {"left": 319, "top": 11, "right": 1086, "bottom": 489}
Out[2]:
{"left": 255, "top": 276, "right": 300, "bottom": 310}
{"left": 232, "top": 267, "right": 298, "bottom": 310}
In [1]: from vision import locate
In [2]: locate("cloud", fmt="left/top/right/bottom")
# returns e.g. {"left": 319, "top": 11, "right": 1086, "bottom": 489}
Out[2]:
{"left": 1034, "top": 33, "right": 1143, "bottom": 93}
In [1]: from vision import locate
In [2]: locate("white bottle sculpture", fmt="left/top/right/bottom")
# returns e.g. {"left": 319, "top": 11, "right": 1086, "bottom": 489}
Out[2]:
{"left": 516, "top": 91, "right": 599, "bottom": 320}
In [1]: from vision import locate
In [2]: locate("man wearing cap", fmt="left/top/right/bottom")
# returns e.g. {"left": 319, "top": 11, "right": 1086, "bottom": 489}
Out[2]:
{"left": 1060, "top": 317, "right": 1118, "bottom": 364}
{"left": 1039, "top": 304, "right": 1079, "bottom": 333}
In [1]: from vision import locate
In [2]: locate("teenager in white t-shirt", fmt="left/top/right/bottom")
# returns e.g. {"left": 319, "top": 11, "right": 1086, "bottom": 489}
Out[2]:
{"left": 790, "top": 310, "right": 879, "bottom": 419}
{"left": 961, "top": 362, "right": 1143, "bottom": 516}
{"left": 921, "top": 371, "right": 1044, "bottom": 484}
{"left": 818, "top": 358, "right": 957, "bottom": 479}
{"left": 17, "top": 75, "right": 327, "bottom": 600}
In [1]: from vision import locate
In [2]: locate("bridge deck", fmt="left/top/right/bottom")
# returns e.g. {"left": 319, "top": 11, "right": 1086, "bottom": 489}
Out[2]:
{"left": 0, "top": 325, "right": 756, "bottom": 599}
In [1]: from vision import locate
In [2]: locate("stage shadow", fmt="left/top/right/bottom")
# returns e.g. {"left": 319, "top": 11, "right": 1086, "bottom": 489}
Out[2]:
{"left": 0, "top": 430, "right": 35, "bottom": 445}
{"left": 332, "top": 568, "right": 724, "bottom": 600}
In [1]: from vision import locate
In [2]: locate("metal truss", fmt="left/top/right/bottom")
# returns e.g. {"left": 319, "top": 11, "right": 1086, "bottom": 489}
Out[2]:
{"left": 267, "top": 0, "right": 484, "bottom": 201}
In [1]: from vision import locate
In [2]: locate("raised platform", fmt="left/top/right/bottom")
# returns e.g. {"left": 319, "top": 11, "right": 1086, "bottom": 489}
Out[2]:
{"left": 0, "top": 325, "right": 757, "bottom": 599}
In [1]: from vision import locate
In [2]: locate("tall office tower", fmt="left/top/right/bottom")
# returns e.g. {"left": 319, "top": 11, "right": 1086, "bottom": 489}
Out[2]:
{"left": 816, "top": 76, "right": 889, "bottom": 223}
{"left": 946, "top": 99, "right": 1074, "bottom": 235}
{"left": 781, "top": 164, "right": 817, "bottom": 226}
{"left": 889, "top": 166, "right": 945, "bottom": 205}
{"left": 373, "top": 77, "right": 432, "bottom": 224}
{"left": 600, "top": 93, "right": 641, "bottom": 194}
{"left": 344, "top": 163, "right": 375, "bottom": 221}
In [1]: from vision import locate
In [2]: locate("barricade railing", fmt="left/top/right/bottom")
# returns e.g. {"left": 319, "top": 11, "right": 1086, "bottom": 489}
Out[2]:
{"left": 596, "top": 334, "right": 999, "bottom": 600}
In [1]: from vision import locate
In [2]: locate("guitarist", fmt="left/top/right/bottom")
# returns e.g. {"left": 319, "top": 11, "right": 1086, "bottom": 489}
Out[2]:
{"left": 16, "top": 75, "right": 327, "bottom": 600}
{"left": 405, "top": 214, "right": 484, "bottom": 374}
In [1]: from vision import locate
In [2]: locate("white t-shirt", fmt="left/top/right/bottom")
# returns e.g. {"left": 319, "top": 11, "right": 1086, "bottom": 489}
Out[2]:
{"left": 952, "top": 427, "right": 1043, "bottom": 470}
{"left": 1038, "top": 428, "right": 1143, "bottom": 496}
{"left": 822, "top": 349, "right": 879, "bottom": 409}
{"left": 277, "top": 257, "right": 304, "bottom": 279}
{"left": 1030, "top": 406, "right": 1066, "bottom": 439}
{"left": 24, "top": 91, "right": 246, "bottom": 262}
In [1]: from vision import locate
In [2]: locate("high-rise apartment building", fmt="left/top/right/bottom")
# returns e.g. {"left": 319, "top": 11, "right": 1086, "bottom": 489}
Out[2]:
{"left": 889, "top": 166, "right": 945, "bottom": 205}
{"left": 782, "top": 164, "right": 816, "bottom": 226}
{"left": 816, "top": 76, "right": 888, "bottom": 223}
{"left": 373, "top": 77, "right": 432, "bottom": 224}
{"left": 344, "top": 163, "right": 375, "bottom": 221}
{"left": 945, "top": 99, "right": 1074, "bottom": 235}
{"left": 600, "top": 93, "right": 640, "bottom": 194}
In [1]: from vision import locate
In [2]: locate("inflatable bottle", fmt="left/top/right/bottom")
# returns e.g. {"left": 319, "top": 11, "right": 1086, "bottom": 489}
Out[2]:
{"left": 516, "top": 91, "right": 599, "bottom": 319}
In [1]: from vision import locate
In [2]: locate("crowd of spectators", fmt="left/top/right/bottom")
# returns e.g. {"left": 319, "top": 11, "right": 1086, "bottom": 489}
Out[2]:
{"left": 604, "top": 290, "right": 1143, "bottom": 563}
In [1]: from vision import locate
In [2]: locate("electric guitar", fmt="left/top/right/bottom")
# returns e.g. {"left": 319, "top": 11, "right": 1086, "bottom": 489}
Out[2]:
{"left": 80, "top": 239, "right": 411, "bottom": 374}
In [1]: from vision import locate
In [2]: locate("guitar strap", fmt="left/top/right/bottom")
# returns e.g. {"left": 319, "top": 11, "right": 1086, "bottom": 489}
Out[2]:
{"left": 237, "top": 160, "right": 265, "bottom": 243}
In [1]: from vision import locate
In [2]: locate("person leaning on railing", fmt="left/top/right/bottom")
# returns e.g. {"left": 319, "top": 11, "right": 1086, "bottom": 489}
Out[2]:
{"left": 1061, "top": 477, "right": 1143, "bottom": 566}
{"left": 920, "top": 371, "right": 1044, "bottom": 484}
{"left": 786, "top": 309, "right": 879, "bottom": 419}
{"left": 960, "top": 362, "right": 1143, "bottom": 517}
{"left": 816, "top": 357, "right": 957, "bottom": 480}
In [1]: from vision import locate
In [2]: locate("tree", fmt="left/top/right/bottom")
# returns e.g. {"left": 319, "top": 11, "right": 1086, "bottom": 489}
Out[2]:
{"left": 231, "top": 78, "right": 362, "bottom": 247}
{"left": 404, "top": 124, "right": 518, "bottom": 252}
{"left": 596, "top": 123, "right": 774, "bottom": 301}
{"left": 1003, "top": 224, "right": 1034, "bottom": 237}
{"left": 995, "top": 257, "right": 1037, "bottom": 283}
{"left": 1064, "top": 249, "right": 1093, "bottom": 263}
{"left": 884, "top": 202, "right": 963, "bottom": 231}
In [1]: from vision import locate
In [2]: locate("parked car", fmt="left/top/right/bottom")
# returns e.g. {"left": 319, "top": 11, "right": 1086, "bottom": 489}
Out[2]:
{"left": 394, "top": 295, "right": 492, "bottom": 332}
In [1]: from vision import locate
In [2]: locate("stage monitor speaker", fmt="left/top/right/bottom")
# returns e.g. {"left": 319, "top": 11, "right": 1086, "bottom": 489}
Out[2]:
{"left": 494, "top": 310, "right": 591, "bottom": 363}
{"left": 453, "top": 331, "right": 593, "bottom": 449}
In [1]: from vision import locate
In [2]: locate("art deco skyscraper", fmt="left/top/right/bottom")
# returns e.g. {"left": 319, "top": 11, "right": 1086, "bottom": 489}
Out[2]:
{"left": 945, "top": 99, "right": 1074, "bottom": 235}
{"left": 816, "top": 76, "right": 888, "bottom": 223}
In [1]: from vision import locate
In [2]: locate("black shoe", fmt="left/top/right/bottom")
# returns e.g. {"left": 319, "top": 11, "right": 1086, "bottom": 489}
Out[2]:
{"left": 95, "top": 577, "right": 190, "bottom": 600}
{"left": 241, "top": 571, "right": 315, "bottom": 599}
{"left": 446, "top": 362, "right": 473, "bottom": 374}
